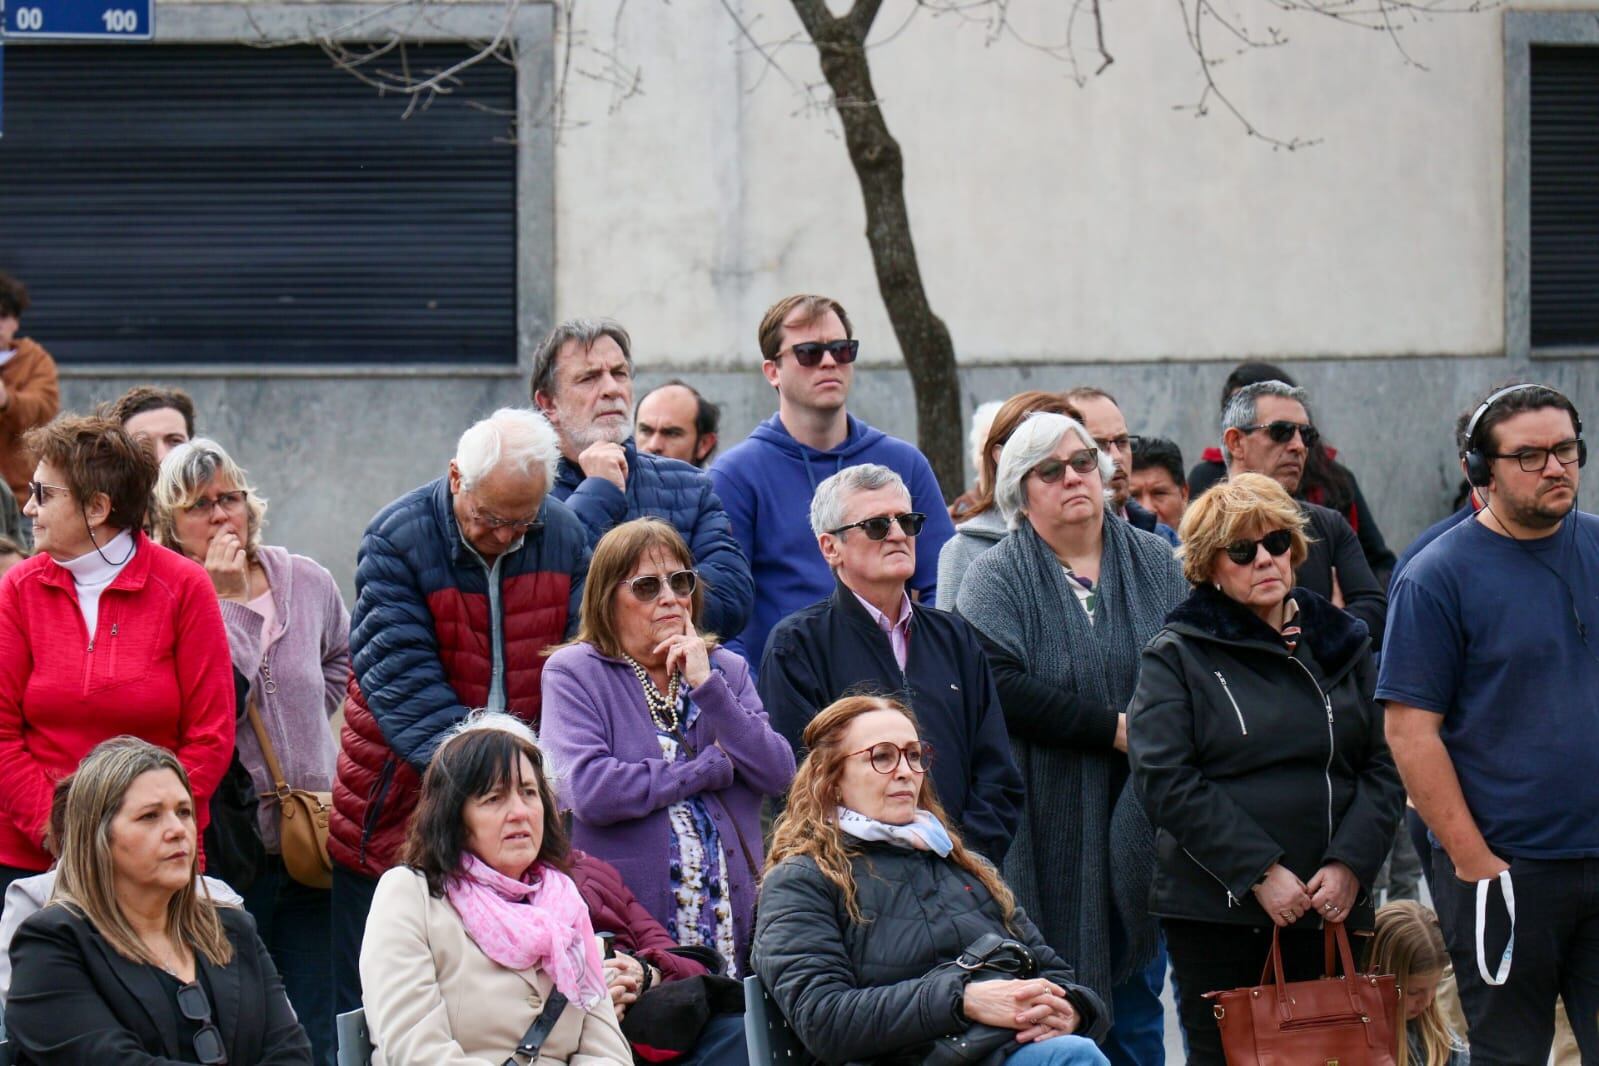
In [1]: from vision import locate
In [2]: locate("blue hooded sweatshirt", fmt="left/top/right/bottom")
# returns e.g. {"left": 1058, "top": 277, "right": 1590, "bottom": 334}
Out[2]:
{"left": 710, "top": 413, "right": 957, "bottom": 670}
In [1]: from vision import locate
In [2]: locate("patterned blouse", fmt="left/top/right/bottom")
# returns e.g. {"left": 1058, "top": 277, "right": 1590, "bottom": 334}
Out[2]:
{"left": 656, "top": 691, "right": 738, "bottom": 975}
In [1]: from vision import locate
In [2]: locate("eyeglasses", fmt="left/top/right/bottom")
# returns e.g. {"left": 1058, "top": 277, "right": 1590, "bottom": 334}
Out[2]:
{"left": 1093, "top": 433, "right": 1132, "bottom": 454}
{"left": 1223, "top": 529, "right": 1294, "bottom": 565}
{"left": 1240, "top": 421, "right": 1320, "bottom": 450}
{"left": 1485, "top": 439, "right": 1584, "bottom": 473}
{"left": 770, "top": 339, "right": 860, "bottom": 368}
{"left": 620, "top": 569, "right": 698, "bottom": 601}
{"left": 826, "top": 512, "right": 927, "bottom": 540}
{"left": 846, "top": 740, "right": 934, "bottom": 775}
{"left": 175, "top": 980, "right": 228, "bottom": 1064}
{"left": 184, "top": 490, "right": 249, "bottom": 517}
{"left": 27, "top": 480, "right": 70, "bottom": 507}
{"left": 469, "top": 506, "right": 542, "bottom": 534}
{"left": 1030, "top": 450, "right": 1100, "bottom": 483}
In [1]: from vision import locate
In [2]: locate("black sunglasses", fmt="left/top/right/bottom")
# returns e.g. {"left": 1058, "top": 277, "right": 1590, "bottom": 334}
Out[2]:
{"left": 27, "top": 480, "right": 70, "bottom": 507}
{"left": 1223, "top": 529, "right": 1294, "bottom": 566}
{"left": 827, "top": 512, "right": 926, "bottom": 540}
{"left": 1031, "top": 449, "right": 1100, "bottom": 483}
{"left": 845, "top": 740, "right": 934, "bottom": 775}
{"left": 175, "top": 980, "right": 228, "bottom": 1064}
{"left": 1241, "top": 421, "right": 1320, "bottom": 450}
{"left": 620, "top": 569, "right": 697, "bottom": 601}
{"left": 772, "top": 339, "right": 860, "bottom": 368}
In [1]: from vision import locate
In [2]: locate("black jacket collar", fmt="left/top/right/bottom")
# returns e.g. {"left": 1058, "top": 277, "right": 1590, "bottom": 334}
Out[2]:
{"left": 1164, "top": 583, "right": 1369, "bottom": 676}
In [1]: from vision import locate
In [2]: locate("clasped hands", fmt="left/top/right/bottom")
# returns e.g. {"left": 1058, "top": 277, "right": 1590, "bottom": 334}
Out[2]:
{"left": 1251, "top": 861, "right": 1358, "bottom": 928}
{"left": 962, "top": 978, "right": 1082, "bottom": 1044}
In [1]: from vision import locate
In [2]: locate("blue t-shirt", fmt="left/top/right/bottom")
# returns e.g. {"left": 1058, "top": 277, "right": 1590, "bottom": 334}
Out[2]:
{"left": 1376, "top": 510, "right": 1599, "bottom": 858}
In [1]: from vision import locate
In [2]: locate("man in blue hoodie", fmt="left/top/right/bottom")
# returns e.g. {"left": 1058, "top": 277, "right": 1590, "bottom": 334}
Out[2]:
{"left": 533, "top": 317, "right": 753, "bottom": 638}
{"left": 710, "top": 294, "right": 956, "bottom": 668}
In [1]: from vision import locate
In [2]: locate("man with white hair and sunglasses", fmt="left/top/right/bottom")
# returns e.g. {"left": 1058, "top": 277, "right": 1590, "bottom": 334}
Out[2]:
{"left": 758, "top": 463, "right": 1022, "bottom": 862}
{"left": 1220, "top": 380, "right": 1386, "bottom": 644}
{"left": 327, "top": 406, "right": 592, "bottom": 1022}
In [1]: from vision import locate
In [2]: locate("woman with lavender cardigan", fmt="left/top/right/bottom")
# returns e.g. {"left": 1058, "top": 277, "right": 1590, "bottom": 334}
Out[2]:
{"left": 541, "top": 519, "right": 794, "bottom": 976}
{"left": 152, "top": 438, "right": 350, "bottom": 1066}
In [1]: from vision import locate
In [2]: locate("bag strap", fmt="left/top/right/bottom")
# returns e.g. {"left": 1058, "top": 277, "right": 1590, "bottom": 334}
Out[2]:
{"left": 502, "top": 990, "right": 568, "bottom": 1066}
{"left": 244, "top": 695, "right": 290, "bottom": 795}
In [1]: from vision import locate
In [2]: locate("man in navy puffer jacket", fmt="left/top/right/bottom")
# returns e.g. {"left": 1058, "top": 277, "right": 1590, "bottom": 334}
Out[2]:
{"left": 533, "top": 318, "right": 753, "bottom": 639}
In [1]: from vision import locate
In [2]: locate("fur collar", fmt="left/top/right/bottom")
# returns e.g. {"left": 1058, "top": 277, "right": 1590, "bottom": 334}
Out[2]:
{"left": 1165, "top": 582, "right": 1369, "bottom": 675}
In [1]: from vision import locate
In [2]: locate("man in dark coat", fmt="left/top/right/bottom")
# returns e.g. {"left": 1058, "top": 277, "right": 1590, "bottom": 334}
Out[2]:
{"left": 1221, "top": 380, "right": 1387, "bottom": 644}
{"left": 532, "top": 317, "right": 753, "bottom": 638}
{"left": 759, "top": 464, "right": 1023, "bottom": 861}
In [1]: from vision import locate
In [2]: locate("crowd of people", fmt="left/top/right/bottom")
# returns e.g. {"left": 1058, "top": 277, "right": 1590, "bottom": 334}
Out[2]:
{"left": 0, "top": 272, "right": 1596, "bottom": 1066}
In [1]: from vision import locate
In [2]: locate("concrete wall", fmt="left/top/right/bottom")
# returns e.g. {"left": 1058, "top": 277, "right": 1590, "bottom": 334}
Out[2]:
{"left": 42, "top": 1, "right": 1599, "bottom": 599}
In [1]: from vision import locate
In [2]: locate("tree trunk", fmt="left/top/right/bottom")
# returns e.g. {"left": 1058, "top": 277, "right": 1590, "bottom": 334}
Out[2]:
{"left": 789, "top": 0, "right": 965, "bottom": 501}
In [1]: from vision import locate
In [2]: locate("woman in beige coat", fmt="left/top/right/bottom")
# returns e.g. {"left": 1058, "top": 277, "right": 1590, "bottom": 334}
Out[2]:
{"left": 359, "top": 714, "right": 630, "bottom": 1066}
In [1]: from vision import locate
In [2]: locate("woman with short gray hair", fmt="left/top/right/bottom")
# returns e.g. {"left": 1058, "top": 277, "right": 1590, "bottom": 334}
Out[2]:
{"left": 151, "top": 438, "right": 350, "bottom": 1066}
{"left": 957, "top": 411, "right": 1188, "bottom": 1056}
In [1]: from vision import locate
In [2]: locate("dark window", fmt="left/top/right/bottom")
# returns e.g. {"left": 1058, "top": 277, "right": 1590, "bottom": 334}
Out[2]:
{"left": 1529, "top": 45, "right": 1599, "bottom": 351}
{"left": 0, "top": 44, "right": 516, "bottom": 365}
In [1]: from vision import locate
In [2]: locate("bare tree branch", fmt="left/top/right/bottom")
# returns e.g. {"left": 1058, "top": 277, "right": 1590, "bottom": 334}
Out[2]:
{"left": 1091, "top": 0, "right": 1114, "bottom": 73}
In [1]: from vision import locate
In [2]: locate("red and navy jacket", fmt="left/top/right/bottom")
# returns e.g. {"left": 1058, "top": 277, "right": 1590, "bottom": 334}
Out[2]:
{"left": 329, "top": 476, "right": 590, "bottom": 879}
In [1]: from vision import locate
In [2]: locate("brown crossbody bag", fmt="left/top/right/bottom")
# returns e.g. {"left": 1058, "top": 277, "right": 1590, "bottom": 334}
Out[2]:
{"left": 245, "top": 695, "right": 334, "bottom": 890}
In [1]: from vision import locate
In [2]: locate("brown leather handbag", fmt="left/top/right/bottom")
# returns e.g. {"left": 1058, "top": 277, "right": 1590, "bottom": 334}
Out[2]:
{"left": 245, "top": 696, "right": 333, "bottom": 890}
{"left": 1205, "top": 923, "right": 1400, "bottom": 1065}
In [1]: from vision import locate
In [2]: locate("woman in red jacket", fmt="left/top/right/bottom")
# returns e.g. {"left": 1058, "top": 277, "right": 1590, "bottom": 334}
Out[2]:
{"left": 0, "top": 415, "right": 234, "bottom": 890}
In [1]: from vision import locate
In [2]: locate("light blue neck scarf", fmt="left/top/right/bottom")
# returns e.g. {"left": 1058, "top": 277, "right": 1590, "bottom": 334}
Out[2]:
{"left": 837, "top": 806, "right": 954, "bottom": 857}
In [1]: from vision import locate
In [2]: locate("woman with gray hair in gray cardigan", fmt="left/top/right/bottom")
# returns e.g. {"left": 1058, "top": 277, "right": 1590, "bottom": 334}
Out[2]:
{"left": 152, "top": 437, "right": 350, "bottom": 1066}
{"left": 956, "top": 411, "right": 1187, "bottom": 1065}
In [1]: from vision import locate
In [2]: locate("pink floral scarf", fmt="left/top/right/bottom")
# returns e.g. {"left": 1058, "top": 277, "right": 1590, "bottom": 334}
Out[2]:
{"left": 446, "top": 852, "right": 608, "bottom": 1009}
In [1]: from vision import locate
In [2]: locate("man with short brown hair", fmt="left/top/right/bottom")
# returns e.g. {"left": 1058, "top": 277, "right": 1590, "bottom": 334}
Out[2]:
{"left": 710, "top": 293, "right": 955, "bottom": 669}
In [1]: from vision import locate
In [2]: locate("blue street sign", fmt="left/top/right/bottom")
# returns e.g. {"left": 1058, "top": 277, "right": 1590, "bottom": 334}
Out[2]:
{"left": 3, "top": 0, "right": 153, "bottom": 40}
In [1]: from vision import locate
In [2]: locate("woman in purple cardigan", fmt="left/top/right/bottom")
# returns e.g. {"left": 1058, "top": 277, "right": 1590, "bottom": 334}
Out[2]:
{"left": 152, "top": 437, "right": 350, "bottom": 1066}
{"left": 542, "top": 518, "right": 794, "bottom": 976}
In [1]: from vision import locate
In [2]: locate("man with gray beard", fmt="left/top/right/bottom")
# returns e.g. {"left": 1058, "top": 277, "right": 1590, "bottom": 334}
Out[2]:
{"left": 532, "top": 317, "right": 753, "bottom": 637}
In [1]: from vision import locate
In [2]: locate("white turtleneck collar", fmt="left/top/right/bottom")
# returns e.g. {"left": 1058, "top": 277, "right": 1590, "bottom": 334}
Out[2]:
{"left": 58, "top": 530, "right": 137, "bottom": 640}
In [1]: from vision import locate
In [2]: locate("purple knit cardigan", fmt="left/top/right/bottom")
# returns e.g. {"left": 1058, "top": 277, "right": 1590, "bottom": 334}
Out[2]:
{"left": 540, "top": 643, "right": 795, "bottom": 973}
{"left": 218, "top": 545, "right": 351, "bottom": 851}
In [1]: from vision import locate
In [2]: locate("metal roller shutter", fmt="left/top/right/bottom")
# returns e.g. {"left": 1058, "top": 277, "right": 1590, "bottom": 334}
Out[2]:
{"left": 1530, "top": 45, "right": 1599, "bottom": 351}
{"left": 0, "top": 43, "right": 517, "bottom": 365}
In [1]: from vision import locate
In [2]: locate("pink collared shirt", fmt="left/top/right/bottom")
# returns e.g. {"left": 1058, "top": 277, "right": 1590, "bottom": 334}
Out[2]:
{"left": 851, "top": 588, "right": 914, "bottom": 672}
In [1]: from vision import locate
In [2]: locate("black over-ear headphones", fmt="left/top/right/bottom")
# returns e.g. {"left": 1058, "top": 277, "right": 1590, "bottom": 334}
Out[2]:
{"left": 1462, "top": 383, "right": 1586, "bottom": 489}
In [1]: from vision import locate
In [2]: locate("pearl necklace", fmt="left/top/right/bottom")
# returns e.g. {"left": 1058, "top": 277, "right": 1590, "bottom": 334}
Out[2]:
{"left": 624, "top": 656, "right": 680, "bottom": 733}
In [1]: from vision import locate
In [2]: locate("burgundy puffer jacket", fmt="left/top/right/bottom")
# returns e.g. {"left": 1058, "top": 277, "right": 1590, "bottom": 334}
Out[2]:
{"left": 571, "top": 850, "right": 711, "bottom": 982}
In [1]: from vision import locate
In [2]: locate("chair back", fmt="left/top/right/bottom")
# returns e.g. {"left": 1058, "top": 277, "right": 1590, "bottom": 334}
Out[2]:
{"left": 742, "top": 974, "right": 812, "bottom": 1065}
{"left": 335, "top": 1007, "right": 373, "bottom": 1066}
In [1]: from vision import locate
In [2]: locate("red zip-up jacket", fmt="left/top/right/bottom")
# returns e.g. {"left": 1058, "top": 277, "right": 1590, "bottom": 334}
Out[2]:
{"left": 0, "top": 533, "right": 235, "bottom": 870}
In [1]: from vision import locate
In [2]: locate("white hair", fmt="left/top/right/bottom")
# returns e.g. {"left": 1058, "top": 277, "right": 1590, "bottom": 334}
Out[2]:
{"left": 810, "top": 463, "right": 911, "bottom": 537}
{"left": 993, "top": 412, "right": 1113, "bottom": 530}
{"left": 968, "top": 400, "right": 1005, "bottom": 476}
{"left": 454, "top": 408, "right": 561, "bottom": 490}
{"left": 433, "top": 709, "right": 559, "bottom": 791}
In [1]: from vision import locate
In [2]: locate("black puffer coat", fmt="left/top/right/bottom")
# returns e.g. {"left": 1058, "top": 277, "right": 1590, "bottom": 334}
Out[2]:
{"left": 1127, "top": 585, "right": 1403, "bottom": 929}
{"left": 752, "top": 842, "right": 1108, "bottom": 1064}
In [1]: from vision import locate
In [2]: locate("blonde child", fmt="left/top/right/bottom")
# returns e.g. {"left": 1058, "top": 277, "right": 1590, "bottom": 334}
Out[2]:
{"left": 1372, "top": 901, "right": 1469, "bottom": 1066}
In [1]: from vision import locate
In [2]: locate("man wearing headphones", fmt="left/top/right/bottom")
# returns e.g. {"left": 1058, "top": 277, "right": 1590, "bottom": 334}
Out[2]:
{"left": 1379, "top": 383, "right": 1599, "bottom": 1062}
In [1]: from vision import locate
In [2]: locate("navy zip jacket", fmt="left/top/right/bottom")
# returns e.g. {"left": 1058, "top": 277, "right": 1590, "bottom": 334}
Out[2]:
{"left": 758, "top": 581, "right": 1023, "bottom": 861}
{"left": 710, "top": 414, "right": 956, "bottom": 670}
{"left": 553, "top": 439, "right": 753, "bottom": 639}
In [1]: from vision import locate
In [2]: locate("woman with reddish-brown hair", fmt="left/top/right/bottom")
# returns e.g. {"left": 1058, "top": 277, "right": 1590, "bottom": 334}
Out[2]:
{"left": 752, "top": 695, "right": 1110, "bottom": 1065}
{"left": 936, "top": 391, "right": 1081, "bottom": 606}
{"left": 0, "top": 415, "right": 234, "bottom": 892}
